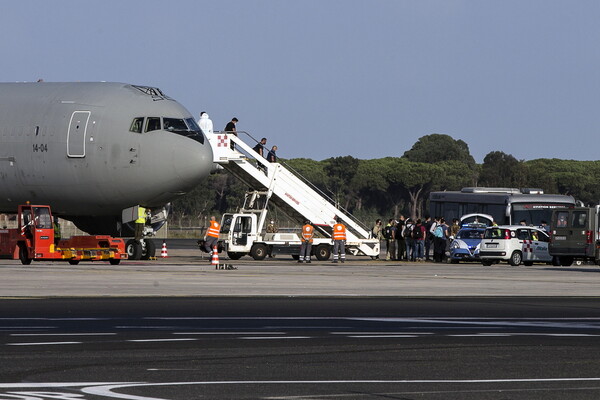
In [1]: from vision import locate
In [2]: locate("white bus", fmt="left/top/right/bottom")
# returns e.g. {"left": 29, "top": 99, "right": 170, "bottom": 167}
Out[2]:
{"left": 429, "top": 187, "right": 576, "bottom": 226}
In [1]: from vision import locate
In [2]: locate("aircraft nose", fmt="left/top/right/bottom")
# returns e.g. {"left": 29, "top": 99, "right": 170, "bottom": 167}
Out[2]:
{"left": 170, "top": 137, "right": 213, "bottom": 187}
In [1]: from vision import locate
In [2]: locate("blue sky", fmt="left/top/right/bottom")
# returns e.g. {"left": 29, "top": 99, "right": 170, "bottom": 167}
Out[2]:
{"left": 3, "top": 0, "right": 599, "bottom": 163}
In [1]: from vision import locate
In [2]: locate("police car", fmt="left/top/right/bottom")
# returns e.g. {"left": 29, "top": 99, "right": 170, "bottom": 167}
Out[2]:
{"left": 449, "top": 223, "right": 486, "bottom": 263}
{"left": 479, "top": 225, "right": 556, "bottom": 266}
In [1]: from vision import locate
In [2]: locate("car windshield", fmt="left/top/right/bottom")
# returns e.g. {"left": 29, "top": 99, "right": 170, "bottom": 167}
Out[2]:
{"left": 457, "top": 229, "right": 484, "bottom": 239}
{"left": 484, "top": 228, "right": 507, "bottom": 239}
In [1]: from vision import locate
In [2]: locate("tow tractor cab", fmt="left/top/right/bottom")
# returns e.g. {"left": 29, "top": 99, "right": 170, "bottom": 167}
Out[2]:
{"left": 479, "top": 225, "right": 554, "bottom": 266}
{"left": 0, "top": 204, "right": 127, "bottom": 265}
{"left": 219, "top": 212, "right": 332, "bottom": 261}
{"left": 549, "top": 206, "right": 600, "bottom": 266}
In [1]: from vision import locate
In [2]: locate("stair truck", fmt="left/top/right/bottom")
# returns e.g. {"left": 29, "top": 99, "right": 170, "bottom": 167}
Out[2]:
{"left": 202, "top": 132, "right": 380, "bottom": 260}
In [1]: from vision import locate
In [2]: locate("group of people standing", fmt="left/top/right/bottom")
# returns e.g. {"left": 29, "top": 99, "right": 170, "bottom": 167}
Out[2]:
{"left": 373, "top": 216, "right": 457, "bottom": 263}
{"left": 298, "top": 217, "right": 346, "bottom": 264}
{"left": 198, "top": 112, "right": 278, "bottom": 162}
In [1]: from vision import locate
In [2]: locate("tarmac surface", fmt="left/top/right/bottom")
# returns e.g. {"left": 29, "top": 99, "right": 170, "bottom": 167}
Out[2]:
{"left": 1, "top": 243, "right": 599, "bottom": 297}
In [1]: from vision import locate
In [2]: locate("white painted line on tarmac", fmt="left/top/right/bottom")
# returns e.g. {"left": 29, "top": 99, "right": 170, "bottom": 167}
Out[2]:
{"left": 11, "top": 332, "right": 117, "bottom": 336}
{"left": 7, "top": 341, "right": 82, "bottom": 346}
{"left": 330, "top": 332, "right": 435, "bottom": 335}
{"left": 239, "top": 336, "right": 311, "bottom": 340}
{"left": 81, "top": 378, "right": 600, "bottom": 400}
{"left": 128, "top": 338, "right": 198, "bottom": 343}
{"left": 348, "top": 335, "right": 419, "bottom": 338}
{"left": 172, "top": 331, "right": 286, "bottom": 335}
{"left": 0, "top": 326, "right": 57, "bottom": 330}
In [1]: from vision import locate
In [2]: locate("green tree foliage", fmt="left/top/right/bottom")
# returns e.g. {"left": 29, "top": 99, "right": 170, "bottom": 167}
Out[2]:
{"left": 479, "top": 151, "right": 528, "bottom": 188}
{"left": 525, "top": 159, "right": 600, "bottom": 205}
{"left": 323, "top": 156, "right": 360, "bottom": 209}
{"left": 402, "top": 133, "right": 476, "bottom": 168}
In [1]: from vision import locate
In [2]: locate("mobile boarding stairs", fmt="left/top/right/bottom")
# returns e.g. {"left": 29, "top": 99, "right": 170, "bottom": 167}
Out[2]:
{"left": 206, "top": 131, "right": 380, "bottom": 258}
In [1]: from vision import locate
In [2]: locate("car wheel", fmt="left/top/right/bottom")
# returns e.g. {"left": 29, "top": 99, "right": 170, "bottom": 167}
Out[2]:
{"left": 552, "top": 256, "right": 561, "bottom": 266}
{"left": 560, "top": 256, "right": 574, "bottom": 267}
{"left": 509, "top": 251, "right": 522, "bottom": 266}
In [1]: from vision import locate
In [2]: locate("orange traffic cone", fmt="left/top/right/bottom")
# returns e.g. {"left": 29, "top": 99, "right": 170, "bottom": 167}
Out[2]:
{"left": 211, "top": 245, "right": 219, "bottom": 268}
{"left": 160, "top": 241, "right": 169, "bottom": 258}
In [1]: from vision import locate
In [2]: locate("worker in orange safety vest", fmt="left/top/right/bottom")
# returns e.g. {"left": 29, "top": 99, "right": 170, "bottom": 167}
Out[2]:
{"left": 298, "top": 220, "right": 314, "bottom": 263}
{"left": 332, "top": 217, "right": 346, "bottom": 263}
{"left": 204, "top": 216, "right": 220, "bottom": 253}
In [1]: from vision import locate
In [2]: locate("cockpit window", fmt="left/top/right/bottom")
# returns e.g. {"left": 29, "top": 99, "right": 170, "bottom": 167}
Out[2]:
{"left": 185, "top": 118, "right": 201, "bottom": 133}
{"left": 146, "top": 117, "right": 161, "bottom": 132}
{"left": 163, "top": 118, "right": 188, "bottom": 132}
{"left": 130, "top": 117, "right": 144, "bottom": 133}
{"left": 161, "top": 117, "right": 205, "bottom": 144}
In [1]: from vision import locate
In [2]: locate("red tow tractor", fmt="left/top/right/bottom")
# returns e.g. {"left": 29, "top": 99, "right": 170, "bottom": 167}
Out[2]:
{"left": 0, "top": 203, "right": 127, "bottom": 265}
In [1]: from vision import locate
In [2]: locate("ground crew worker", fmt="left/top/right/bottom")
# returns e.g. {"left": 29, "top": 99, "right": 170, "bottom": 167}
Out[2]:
{"left": 204, "top": 216, "right": 220, "bottom": 253}
{"left": 332, "top": 217, "right": 347, "bottom": 263}
{"left": 299, "top": 220, "right": 314, "bottom": 263}
{"left": 53, "top": 217, "right": 61, "bottom": 246}
{"left": 135, "top": 206, "right": 146, "bottom": 241}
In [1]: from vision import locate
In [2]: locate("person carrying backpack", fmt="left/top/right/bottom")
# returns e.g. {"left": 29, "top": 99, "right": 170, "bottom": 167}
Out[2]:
{"left": 384, "top": 219, "right": 396, "bottom": 260}
{"left": 403, "top": 218, "right": 415, "bottom": 262}
{"left": 412, "top": 219, "right": 426, "bottom": 261}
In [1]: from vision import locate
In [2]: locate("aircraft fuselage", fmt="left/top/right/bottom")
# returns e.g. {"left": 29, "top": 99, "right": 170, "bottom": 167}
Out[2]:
{"left": 0, "top": 82, "right": 212, "bottom": 234}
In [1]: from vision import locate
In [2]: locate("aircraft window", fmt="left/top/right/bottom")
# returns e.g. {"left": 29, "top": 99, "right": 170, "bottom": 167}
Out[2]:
{"left": 130, "top": 117, "right": 144, "bottom": 133}
{"left": 185, "top": 118, "right": 202, "bottom": 133}
{"left": 162, "top": 117, "right": 205, "bottom": 144}
{"left": 163, "top": 118, "right": 188, "bottom": 132}
{"left": 145, "top": 117, "right": 161, "bottom": 132}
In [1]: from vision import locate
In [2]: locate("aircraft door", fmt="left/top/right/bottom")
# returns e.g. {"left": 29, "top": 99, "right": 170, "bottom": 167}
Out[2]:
{"left": 232, "top": 216, "right": 252, "bottom": 246}
{"left": 67, "top": 111, "right": 91, "bottom": 158}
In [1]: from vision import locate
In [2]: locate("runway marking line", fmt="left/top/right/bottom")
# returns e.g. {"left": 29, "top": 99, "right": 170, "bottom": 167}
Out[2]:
{"left": 7, "top": 341, "right": 81, "bottom": 346}
{"left": 127, "top": 338, "right": 198, "bottom": 343}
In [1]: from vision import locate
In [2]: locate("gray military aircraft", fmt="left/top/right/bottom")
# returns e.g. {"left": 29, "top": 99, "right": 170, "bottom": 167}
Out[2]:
{"left": 0, "top": 82, "right": 213, "bottom": 258}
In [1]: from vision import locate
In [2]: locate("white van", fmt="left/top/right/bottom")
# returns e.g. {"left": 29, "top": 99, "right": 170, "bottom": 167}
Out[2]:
{"left": 479, "top": 225, "right": 556, "bottom": 266}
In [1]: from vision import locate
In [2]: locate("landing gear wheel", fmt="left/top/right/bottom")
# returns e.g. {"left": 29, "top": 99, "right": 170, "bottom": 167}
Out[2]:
{"left": 19, "top": 245, "right": 32, "bottom": 265}
{"left": 109, "top": 259, "right": 121, "bottom": 265}
{"left": 126, "top": 239, "right": 142, "bottom": 260}
{"left": 68, "top": 260, "right": 80, "bottom": 265}
{"left": 140, "top": 239, "right": 156, "bottom": 260}
{"left": 315, "top": 244, "right": 331, "bottom": 261}
{"left": 509, "top": 251, "right": 522, "bottom": 266}
{"left": 250, "top": 243, "right": 268, "bottom": 260}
